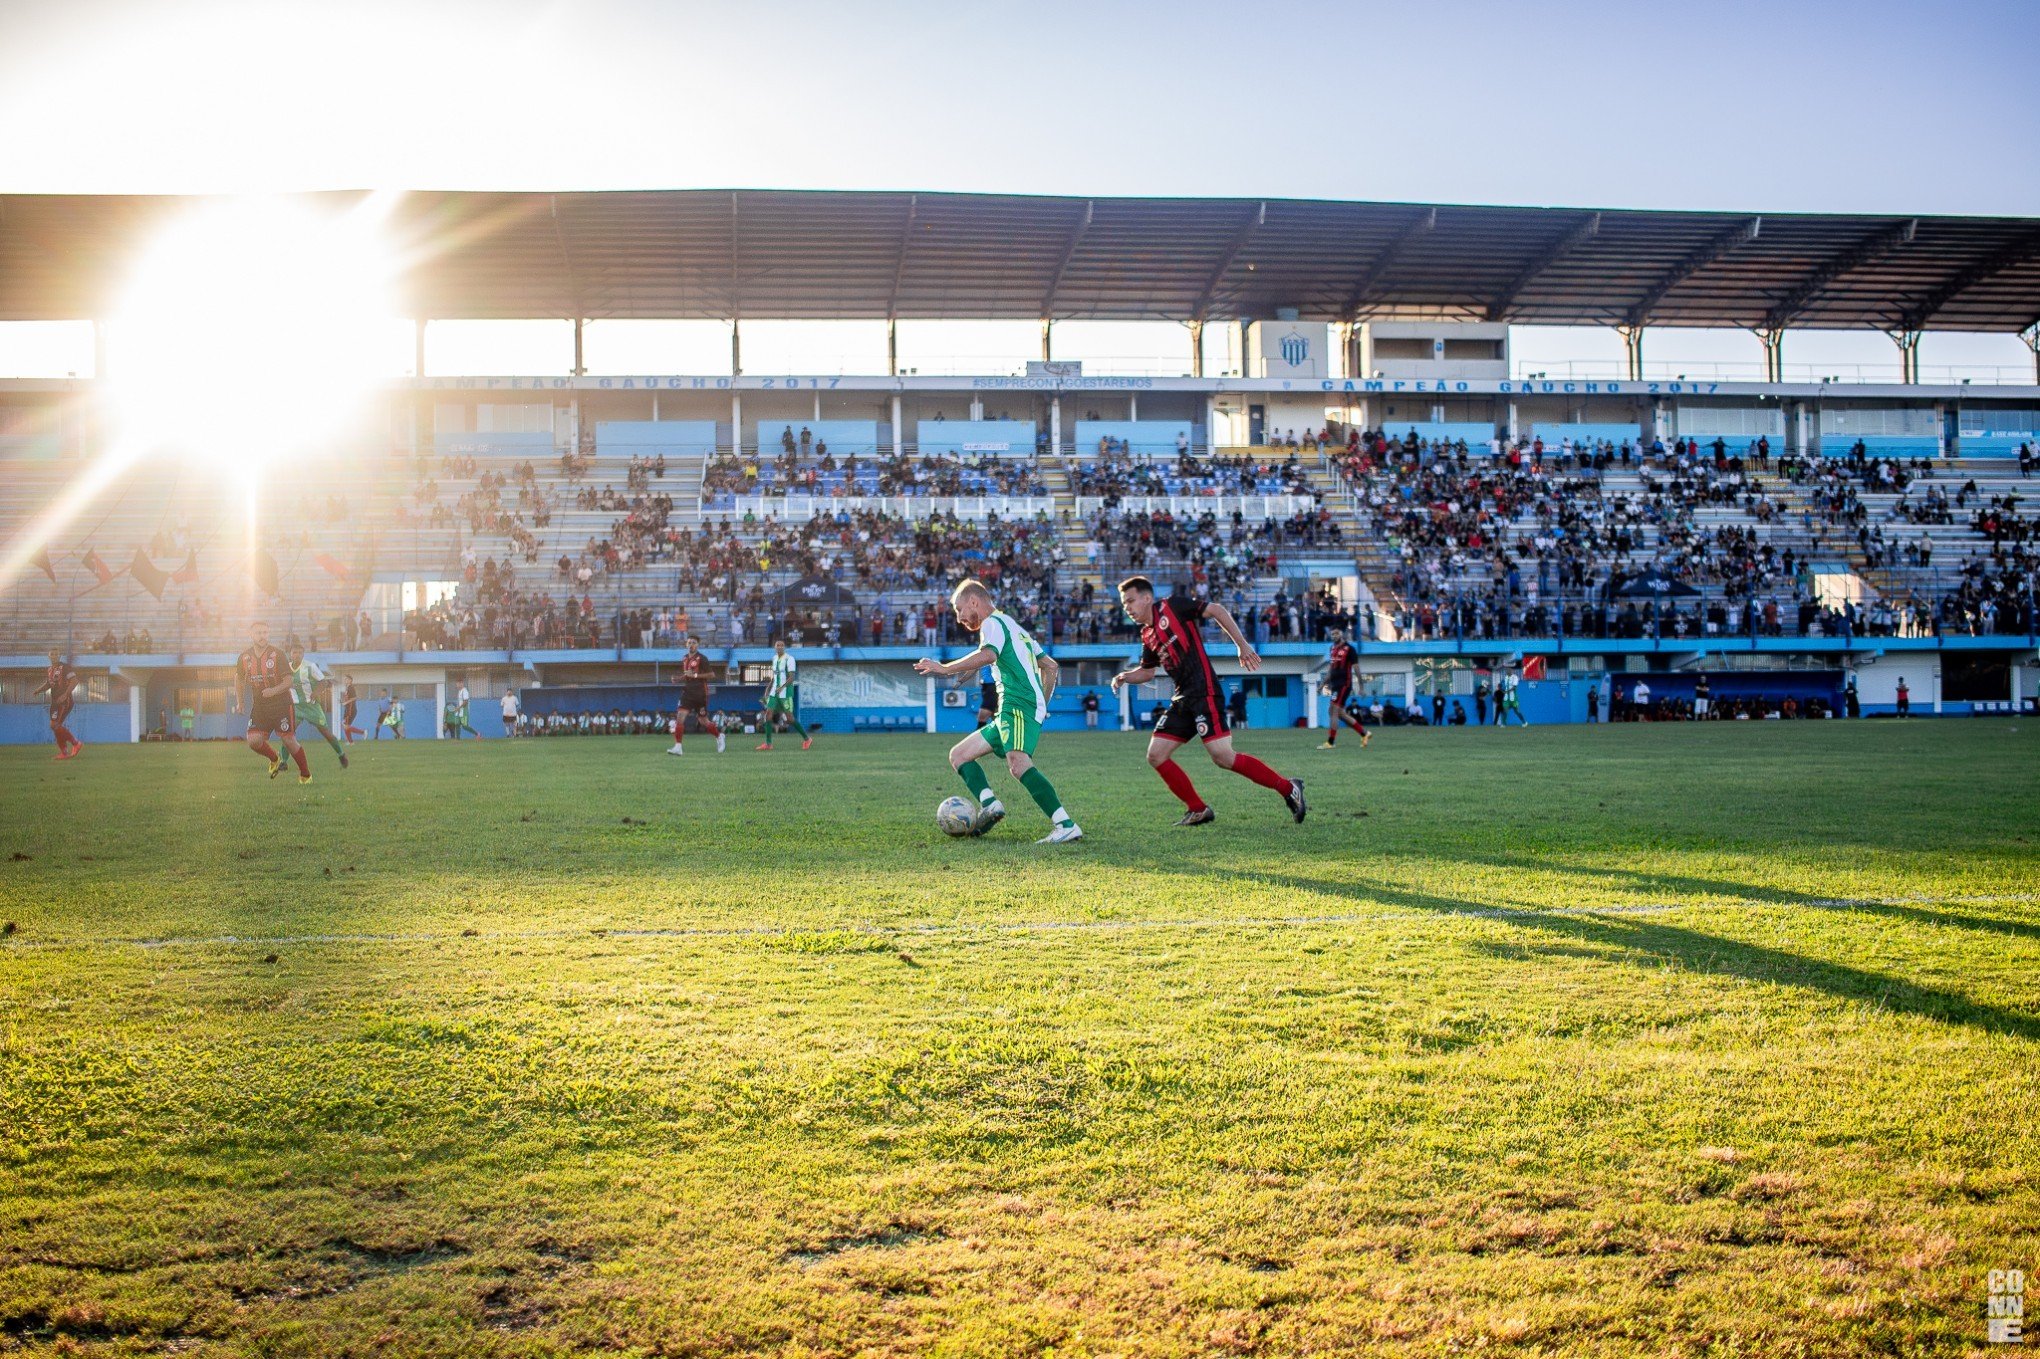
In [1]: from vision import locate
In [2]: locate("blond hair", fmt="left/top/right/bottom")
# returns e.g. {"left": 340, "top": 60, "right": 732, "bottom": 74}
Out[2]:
{"left": 950, "top": 578, "right": 993, "bottom": 607}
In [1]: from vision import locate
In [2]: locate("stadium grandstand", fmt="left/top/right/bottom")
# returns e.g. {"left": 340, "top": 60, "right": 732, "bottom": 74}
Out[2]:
{"left": 3, "top": 188, "right": 2039, "bottom": 742}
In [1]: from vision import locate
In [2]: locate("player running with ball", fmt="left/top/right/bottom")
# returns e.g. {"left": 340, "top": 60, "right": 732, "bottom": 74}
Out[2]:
{"left": 915, "top": 579, "right": 1083, "bottom": 844}
{"left": 1111, "top": 576, "right": 1306, "bottom": 826}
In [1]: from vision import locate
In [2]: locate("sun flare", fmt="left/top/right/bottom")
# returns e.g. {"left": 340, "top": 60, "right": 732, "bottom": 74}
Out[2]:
{"left": 107, "top": 196, "right": 401, "bottom": 472}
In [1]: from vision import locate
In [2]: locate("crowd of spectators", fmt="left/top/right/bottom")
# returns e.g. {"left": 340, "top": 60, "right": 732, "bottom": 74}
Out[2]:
{"left": 367, "top": 423, "right": 2040, "bottom": 655}
{"left": 702, "top": 450, "right": 1047, "bottom": 500}
{"left": 1084, "top": 506, "right": 1342, "bottom": 599}
{"left": 1072, "top": 450, "right": 1315, "bottom": 501}
{"left": 521, "top": 709, "right": 675, "bottom": 737}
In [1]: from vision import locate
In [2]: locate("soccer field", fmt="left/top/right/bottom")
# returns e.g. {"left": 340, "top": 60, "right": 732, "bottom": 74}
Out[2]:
{"left": 1, "top": 723, "right": 2035, "bottom": 1357}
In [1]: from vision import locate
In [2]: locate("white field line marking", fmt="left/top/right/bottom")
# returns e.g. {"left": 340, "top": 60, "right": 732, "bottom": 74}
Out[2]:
{"left": 1, "top": 895, "right": 2035, "bottom": 955}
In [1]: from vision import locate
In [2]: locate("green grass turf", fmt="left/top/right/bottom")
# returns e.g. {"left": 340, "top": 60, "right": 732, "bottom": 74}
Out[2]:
{"left": 0, "top": 721, "right": 2036, "bottom": 1357}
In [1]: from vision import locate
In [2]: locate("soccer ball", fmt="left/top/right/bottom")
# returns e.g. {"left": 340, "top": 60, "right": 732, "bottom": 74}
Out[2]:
{"left": 936, "top": 796, "right": 980, "bottom": 837}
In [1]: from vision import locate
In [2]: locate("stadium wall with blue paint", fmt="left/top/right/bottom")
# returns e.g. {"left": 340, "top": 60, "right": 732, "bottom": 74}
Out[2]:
{"left": 1073, "top": 421, "right": 1193, "bottom": 456}
{"left": 0, "top": 703, "right": 129, "bottom": 745}
{"left": 595, "top": 421, "right": 719, "bottom": 454}
{"left": 1959, "top": 432, "right": 2037, "bottom": 457}
{"left": 750, "top": 420, "right": 879, "bottom": 454}
{"left": 916, "top": 420, "right": 1036, "bottom": 456}
{"left": 0, "top": 435, "right": 64, "bottom": 460}
{"left": 1380, "top": 421, "right": 1495, "bottom": 448}
{"left": 1818, "top": 433, "right": 1941, "bottom": 458}
{"left": 433, "top": 430, "right": 556, "bottom": 456}
{"left": 1530, "top": 423, "right": 1640, "bottom": 447}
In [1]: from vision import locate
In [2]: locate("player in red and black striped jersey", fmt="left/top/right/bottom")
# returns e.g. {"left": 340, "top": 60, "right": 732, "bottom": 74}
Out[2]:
{"left": 32, "top": 649, "right": 81, "bottom": 759}
{"left": 1109, "top": 577, "right": 1306, "bottom": 827}
{"left": 237, "top": 620, "right": 310, "bottom": 783}
{"left": 1318, "top": 630, "right": 1371, "bottom": 750}
{"left": 667, "top": 637, "right": 724, "bottom": 755}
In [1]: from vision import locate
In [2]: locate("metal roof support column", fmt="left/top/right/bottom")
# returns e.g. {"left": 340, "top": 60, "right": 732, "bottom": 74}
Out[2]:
{"left": 1189, "top": 319, "right": 1204, "bottom": 378}
{"left": 1755, "top": 328, "right": 1785, "bottom": 383}
{"left": 891, "top": 393, "right": 903, "bottom": 458}
{"left": 572, "top": 318, "right": 585, "bottom": 377}
{"left": 731, "top": 320, "right": 742, "bottom": 377}
{"left": 887, "top": 317, "right": 898, "bottom": 377}
{"left": 1889, "top": 328, "right": 1922, "bottom": 385}
{"left": 413, "top": 319, "right": 426, "bottom": 378}
{"left": 1040, "top": 318, "right": 1053, "bottom": 363}
{"left": 731, "top": 392, "right": 741, "bottom": 456}
{"left": 1050, "top": 394, "right": 1061, "bottom": 457}
{"left": 2021, "top": 325, "right": 2039, "bottom": 384}
{"left": 1616, "top": 324, "right": 1644, "bottom": 381}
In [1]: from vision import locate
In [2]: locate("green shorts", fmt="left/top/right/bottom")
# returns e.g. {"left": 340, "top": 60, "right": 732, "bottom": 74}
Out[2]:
{"left": 294, "top": 701, "right": 329, "bottom": 729}
{"left": 763, "top": 693, "right": 794, "bottom": 715}
{"left": 979, "top": 708, "right": 1042, "bottom": 758}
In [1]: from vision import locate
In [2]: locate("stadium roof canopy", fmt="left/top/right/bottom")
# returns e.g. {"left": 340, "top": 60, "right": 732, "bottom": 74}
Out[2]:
{"left": 3, "top": 189, "right": 2038, "bottom": 333}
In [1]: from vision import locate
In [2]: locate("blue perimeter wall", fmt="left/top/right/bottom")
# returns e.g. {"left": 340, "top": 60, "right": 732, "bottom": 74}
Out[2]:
{"left": 0, "top": 703, "right": 130, "bottom": 746}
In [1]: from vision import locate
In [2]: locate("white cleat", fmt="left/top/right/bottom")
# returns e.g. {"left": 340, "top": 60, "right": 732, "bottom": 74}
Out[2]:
{"left": 1036, "top": 823, "right": 1084, "bottom": 845}
{"left": 972, "top": 800, "right": 1006, "bottom": 835}
{"left": 715, "top": 732, "right": 725, "bottom": 753}
{"left": 666, "top": 744, "right": 684, "bottom": 756}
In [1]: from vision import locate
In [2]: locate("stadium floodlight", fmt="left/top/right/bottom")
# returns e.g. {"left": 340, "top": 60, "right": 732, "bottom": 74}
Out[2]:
{"left": 106, "top": 195, "right": 401, "bottom": 474}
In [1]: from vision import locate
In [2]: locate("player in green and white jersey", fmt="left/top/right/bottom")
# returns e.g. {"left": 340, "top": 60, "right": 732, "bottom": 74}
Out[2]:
{"left": 284, "top": 642, "right": 348, "bottom": 771}
{"left": 756, "top": 638, "right": 811, "bottom": 750}
{"left": 914, "top": 578, "right": 1082, "bottom": 844}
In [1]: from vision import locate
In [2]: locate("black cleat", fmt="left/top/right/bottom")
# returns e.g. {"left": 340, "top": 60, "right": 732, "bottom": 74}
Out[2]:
{"left": 1175, "top": 807, "right": 1216, "bottom": 827}
{"left": 338, "top": 751, "right": 350, "bottom": 770}
{"left": 1284, "top": 778, "right": 1308, "bottom": 823}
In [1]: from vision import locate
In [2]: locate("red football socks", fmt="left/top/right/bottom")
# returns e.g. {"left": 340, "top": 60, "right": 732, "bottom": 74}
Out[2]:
{"left": 251, "top": 740, "right": 278, "bottom": 761}
{"left": 291, "top": 747, "right": 310, "bottom": 777}
{"left": 1229, "top": 753, "right": 1293, "bottom": 794}
{"left": 1154, "top": 759, "right": 1207, "bottom": 812}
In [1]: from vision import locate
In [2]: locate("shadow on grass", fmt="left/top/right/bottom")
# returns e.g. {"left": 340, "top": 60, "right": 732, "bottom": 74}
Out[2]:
{"left": 1462, "top": 852, "right": 2040, "bottom": 945}
{"left": 1224, "top": 865, "right": 2040, "bottom": 1043}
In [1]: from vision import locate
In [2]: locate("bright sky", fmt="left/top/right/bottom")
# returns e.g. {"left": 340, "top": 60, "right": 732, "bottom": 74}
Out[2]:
{"left": 1, "top": 0, "right": 2035, "bottom": 380}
